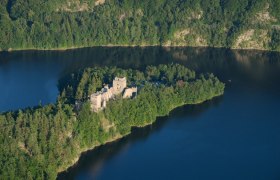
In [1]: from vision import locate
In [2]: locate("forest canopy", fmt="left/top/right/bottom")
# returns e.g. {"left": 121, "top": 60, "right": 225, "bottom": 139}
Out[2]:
{"left": 0, "top": 0, "right": 279, "bottom": 51}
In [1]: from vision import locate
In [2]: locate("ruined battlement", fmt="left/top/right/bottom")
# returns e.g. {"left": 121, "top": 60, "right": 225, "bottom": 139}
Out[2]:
{"left": 90, "top": 77, "right": 137, "bottom": 112}
{"left": 113, "top": 77, "right": 127, "bottom": 94}
{"left": 123, "top": 87, "right": 137, "bottom": 99}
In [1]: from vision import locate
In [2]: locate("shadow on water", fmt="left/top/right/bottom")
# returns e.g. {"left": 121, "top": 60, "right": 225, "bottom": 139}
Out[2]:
{"left": 1, "top": 47, "right": 280, "bottom": 178}
{"left": 57, "top": 96, "right": 223, "bottom": 180}
{"left": 1, "top": 47, "right": 280, "bottom": 84}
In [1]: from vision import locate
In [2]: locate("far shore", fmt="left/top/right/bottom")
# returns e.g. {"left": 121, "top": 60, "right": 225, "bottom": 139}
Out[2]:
{"left": 0, "top": 44, "right": 277, "bottom": 53}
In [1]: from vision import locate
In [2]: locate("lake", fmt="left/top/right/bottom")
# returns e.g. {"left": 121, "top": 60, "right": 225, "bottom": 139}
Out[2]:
{"left": 0, "top": 47, "right": 280, "bottom": 180}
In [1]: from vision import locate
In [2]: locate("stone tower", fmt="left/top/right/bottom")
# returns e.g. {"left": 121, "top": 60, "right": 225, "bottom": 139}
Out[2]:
{"left": 113, "top": 77, "right": 127, "bottom": 94}
{"left": 90, "top": 93, "right": 102, "bottom": 112}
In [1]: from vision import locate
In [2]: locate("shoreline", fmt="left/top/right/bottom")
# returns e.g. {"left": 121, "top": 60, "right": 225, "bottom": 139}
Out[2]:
{"left": 57, "top": 94, "right": 223, "bottom": 176}
{"left": 0, "top": 44, "right": 278, "bottom": 53}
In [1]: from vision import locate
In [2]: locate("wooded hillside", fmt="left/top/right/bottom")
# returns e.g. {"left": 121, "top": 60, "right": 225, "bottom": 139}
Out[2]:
{"left": 0, "top": 0, "right": 279, "bottom": 51}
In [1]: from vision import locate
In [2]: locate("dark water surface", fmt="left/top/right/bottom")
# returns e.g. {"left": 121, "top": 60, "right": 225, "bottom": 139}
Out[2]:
{"left": 1, "top": 47, "right": 280, "bottom": 180}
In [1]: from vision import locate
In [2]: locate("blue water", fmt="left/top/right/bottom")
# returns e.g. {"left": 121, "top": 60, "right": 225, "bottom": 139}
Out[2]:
{"left": 0, "top": 47, "right": 280, "bottom": 179}
{"left": 88, "top": 92, "right": 280, "bottom": 180}
{"left": 0, "top": 57, "right": 59, "bottom": 111}
{"left": 62, "top": 84, "right": 280, "bottom": 180}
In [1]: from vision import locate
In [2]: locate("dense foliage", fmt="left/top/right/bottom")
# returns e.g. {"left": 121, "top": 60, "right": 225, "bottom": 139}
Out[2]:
{"left": 0, "top": 64, "right": 224, "bottom": 179}
{"left": 0, "top": 0, "right": 279, "bottom": 51}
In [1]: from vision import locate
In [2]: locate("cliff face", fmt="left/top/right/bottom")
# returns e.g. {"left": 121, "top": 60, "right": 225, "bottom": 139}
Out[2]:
{"left": 0, "top": 0, "right": 279, "bottom": 51}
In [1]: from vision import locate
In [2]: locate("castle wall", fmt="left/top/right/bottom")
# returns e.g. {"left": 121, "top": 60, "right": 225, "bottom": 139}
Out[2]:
{"left": 123, "top": 87, "right": 137, "bottom": 98}
{"left": 90, "top": 77, "right": 137, "bottom": 112}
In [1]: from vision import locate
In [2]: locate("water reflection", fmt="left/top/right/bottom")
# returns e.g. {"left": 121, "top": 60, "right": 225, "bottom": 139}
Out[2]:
{"left": 1, "top": 47, "right": 280, "bottom": 110}
{"left": 2, "top": 47, "right": 280, "bottom": 112}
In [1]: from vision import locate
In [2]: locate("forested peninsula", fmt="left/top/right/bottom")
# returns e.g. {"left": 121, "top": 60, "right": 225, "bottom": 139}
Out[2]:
{"left": 0, "top": 0, "right": 280, "bottom": 51}
{"left": 0, "top": 64, "right": 224, "bottom": 179}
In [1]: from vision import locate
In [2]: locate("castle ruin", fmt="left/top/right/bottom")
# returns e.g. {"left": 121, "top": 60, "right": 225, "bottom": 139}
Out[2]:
{"left": 90, "top": 77, "right": 137, "bottom": 112}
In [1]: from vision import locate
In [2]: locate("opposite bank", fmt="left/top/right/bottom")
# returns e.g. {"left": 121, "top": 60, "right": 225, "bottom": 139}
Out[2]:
{"left": 0, "top": 0, "right": 279, "bottom": 52}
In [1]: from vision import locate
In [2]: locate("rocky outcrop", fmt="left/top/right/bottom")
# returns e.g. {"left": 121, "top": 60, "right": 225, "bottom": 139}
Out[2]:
{"left": 165, "top": 28, "right": 207, "bottom": 47}
{"left": 56, "top": 0, "right": 89, "bottom": 12}
{"left": 56, "top": 0, "right": 105, "bottom": 12}
{"left": 233, "top": 29, "right": 270, "bottom": 50}
{"left": 254, "top": 3, "right": 277, "bottom": 24}
{"left": 95, "top": 0, "right": 105, "bottom": 6}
